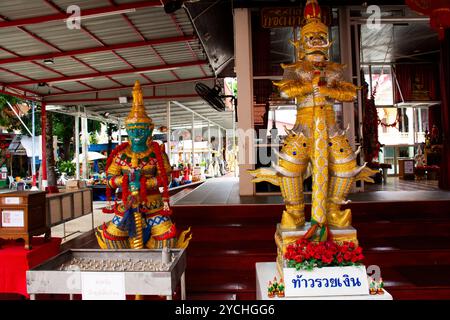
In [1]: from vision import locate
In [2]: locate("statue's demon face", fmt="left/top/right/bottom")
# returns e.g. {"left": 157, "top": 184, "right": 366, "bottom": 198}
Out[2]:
{"left": 302, "top": 31, "right": 330, "bottom": 60}
{"left": 127, "top": 124, "right": 153, "bottom": 149}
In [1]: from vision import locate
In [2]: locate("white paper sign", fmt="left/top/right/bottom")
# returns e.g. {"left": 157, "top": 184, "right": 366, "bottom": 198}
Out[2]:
{"left": 81, "top": 272, "right": 126, "bottom": 300}
{"left": 5, "top": 197, "right": 21, "bottom": 205}
{"left": 284, "top": 265, "right": 369, "bottom": 297}
{"left": 404, "top": 160, "right": 414, "bottom": 174}
{"left": 1, "top": 210, "right": 24, "bottom": 227}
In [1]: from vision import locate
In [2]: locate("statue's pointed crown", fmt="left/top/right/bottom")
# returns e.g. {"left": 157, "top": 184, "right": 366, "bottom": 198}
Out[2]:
{"left": 304, "top": 0, "right": 321, "bottom": 21}
{"left": 125, "top": 80, "right": 153, "bottom": 126}
{"left": 301, "top": 0, "right": 328, "bottom": 36}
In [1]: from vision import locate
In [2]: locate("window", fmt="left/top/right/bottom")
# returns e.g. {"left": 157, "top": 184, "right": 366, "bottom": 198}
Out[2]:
{"left": 363, "top": 65, "right": 394, "bottom": 106}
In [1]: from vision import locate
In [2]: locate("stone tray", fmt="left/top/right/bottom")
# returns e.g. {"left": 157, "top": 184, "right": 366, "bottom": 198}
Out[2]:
{"left": 26, "top": 249, "right": 186, "bottom": 296}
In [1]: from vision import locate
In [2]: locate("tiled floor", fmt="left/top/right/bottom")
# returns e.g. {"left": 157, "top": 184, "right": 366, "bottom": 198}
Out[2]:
{"left": 173, "top": 177, "right": 450, "bottom": 206}
{"left": 365, "top": 177, "right": 440, "bottom": 192}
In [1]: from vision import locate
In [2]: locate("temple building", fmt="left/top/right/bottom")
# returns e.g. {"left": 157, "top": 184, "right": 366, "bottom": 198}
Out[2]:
{"left": 0, "top": 0, "right": 450, "bottom": 302}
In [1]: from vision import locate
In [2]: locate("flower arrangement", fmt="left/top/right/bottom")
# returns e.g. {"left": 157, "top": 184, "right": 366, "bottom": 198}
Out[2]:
{"left": 284, "top": 239, "right": 364, "bottom": 271}
{"left": 369, "top": 277, "right": 384, "bottom": 295}
{"left": 267, "top": 277, "right": 285, "bottom": 298}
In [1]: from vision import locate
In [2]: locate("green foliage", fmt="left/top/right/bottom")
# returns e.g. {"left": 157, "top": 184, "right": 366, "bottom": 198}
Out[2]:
{"left": 0, "top": 94, "right": 42, "bottom": 135}
{"left": 53, "top": 113, "right": 74, "bottom": 142}
{"left": 0, "top": 94, "right": 24, "bottom": 131}
{"left": 89, "top": 132, "right": 98, "bottom": 144}
{"left": 88, "top": 119, "right": 101, "bottom": 133}
{"left": 57, "top": 160, "right": 75, "bottom": 176}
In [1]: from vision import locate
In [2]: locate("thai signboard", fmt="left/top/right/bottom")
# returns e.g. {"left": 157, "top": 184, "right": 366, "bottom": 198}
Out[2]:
{"left": 261, "top": 6, "right": 331, "bottom": 28}
{"left": 261, "top": 7, "right": 303, "bottom": 28}
{"left": 283, "top": 265, "right": 369, "bottom": 297}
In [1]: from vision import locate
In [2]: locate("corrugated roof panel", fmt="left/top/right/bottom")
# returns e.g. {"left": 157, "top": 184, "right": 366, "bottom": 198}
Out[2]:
{"left": 114, "top": 47, "right": 164, "bottom": 68}
{"left": 80, "top": 15, "right": 142, "bottom": 45}
{"left": 154, "top": 82, "right": 196, "bottom": 96}
{"left": 154, "top": 42, "right": 203, "bottom": 64}
{"left": 0, "top": 29, "right": 52, "bottom": 56}
{"left": 52, "top": 82, "right": 93, "bottom": 92}
{"left": 44, "top": 92, "right": 101, "bottom": 102}
{"left": 33, "top": 56, "right": 95, "bottom": 76}
{"left": 2, "top": 62, "right": 59, "bottom": 80}
{"left": 0, "top": 0, "right": 218, "bottom": 122}
{"left": 172, "top": 65, "right": 208, "bottom": 79}
{"left": 81, "top": 77, "right": 122, "bottom": 89}
{"left": 52, "top": 0, "right": 111, "bottom": 10}
{"left": 0, "top": 50, "right": 15, "bottom": 59}
{"left": 126, "top": 7, "right": 191, "bottom": 40}
{"left": 19, "top": 85, "right": 52, "bottom": 96}
{"left": 114, "top": 0, "right": 156, "bottom": 4}
{"left": 110, "top": 73, "right": 146, "bottom": 86}
{"left": 0, "top": 0, "right": 54, "bottom": 20}
{"left": 0, "top": 72, "right": 27, "bottom": 82}
{"left": 173, "top": 10, "right": 194, "bottom": 35}
{"left": 76, "top": 51, "right": 130, "bottom": 72}
{"left": 200, "top": 64, "right": 214, "bottom": 76}
{"left": 146, "top": 72, "right": 179, "bottom": 83}
{"left": 26, "top": 21, "right": 101, "bottom": 51}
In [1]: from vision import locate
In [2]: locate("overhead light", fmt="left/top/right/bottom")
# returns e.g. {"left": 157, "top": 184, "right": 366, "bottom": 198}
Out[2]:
{"left": 43, "top": 58, "right": 54, "bottom": 65}
{"left": 38, "top": 82, "right": 48, "bottom": 87}
{"left": 119, "top": 97, "right": 128, "bottom": 104}
{"left": 135, "top": 67, "right": 180, "bottom": 74}
{"left": 103, "top": 112, "right": 111, "bottom": 118}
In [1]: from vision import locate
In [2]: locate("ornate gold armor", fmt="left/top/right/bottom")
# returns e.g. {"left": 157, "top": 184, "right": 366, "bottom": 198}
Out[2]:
{"left": 250, "top": 0, "right": 377, "bottom": 237}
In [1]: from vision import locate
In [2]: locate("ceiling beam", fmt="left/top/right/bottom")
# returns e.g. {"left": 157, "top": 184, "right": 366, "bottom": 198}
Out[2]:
{"left": 0, "top": 34, "right": 195, "bottom": 66}
{"left": 44, "top": 94, "right": 199, "bottom": 104}
{"left": 0, "top": 1, "right": 161, "bottom": 28}
{"left": 171, "top": 100, "right": 225, "bottom": 130}
{"left": 9, "top": 60, "right": 207, "bottom": 86}
{"left": 0, "top": 86, "right": 41, "bottom": 102}
{"left": 164, "top": 0, "right": 209, "bottom": 78}
{"left": 112, "top": 0, "right": 182, "bottom": 81}
{"left": 44, "top": 76, "right": 213, "bottom": 97}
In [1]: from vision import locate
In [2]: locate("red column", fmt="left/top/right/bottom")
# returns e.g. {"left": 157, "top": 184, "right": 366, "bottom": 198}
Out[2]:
{"left": 41, "top": 102, "right": 47, "bottom": 191}
{"left": 439, "top": 29, "right": 450, "bottom": 190}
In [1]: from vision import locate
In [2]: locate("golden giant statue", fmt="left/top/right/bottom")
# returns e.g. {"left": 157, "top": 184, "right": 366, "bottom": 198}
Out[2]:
{"left": 96, "top": 81, "right": 191, "bottom": 250}
{"left": 250, "top": 0, "right": 376, "bottom": 248}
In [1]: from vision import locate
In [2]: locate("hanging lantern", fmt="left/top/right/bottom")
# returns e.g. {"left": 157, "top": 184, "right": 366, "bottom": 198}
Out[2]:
{"left": 406, "top": 0, "right": 450, "bottom": 40}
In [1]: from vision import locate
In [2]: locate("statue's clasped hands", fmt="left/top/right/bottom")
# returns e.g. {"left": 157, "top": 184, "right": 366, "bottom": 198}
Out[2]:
{"left": 129, "top": 169, "right": 141, "bottom": 193}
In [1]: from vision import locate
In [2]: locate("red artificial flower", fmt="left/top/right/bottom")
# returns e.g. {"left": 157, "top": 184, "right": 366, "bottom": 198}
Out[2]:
{"left": 284, "top": 239, "right": 364, "bottom": 269}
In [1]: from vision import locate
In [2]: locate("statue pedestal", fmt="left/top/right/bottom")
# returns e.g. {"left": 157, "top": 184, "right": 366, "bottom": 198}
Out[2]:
{"left": 275, "top": 223, "right": 358, "bottom": 276}
{"left": 256, "top": 262, "right": 393, "bottom": 300}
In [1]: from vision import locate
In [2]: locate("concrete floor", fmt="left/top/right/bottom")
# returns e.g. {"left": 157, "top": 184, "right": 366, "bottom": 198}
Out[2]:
{"left": 51, "top": 201, "right": 111, "bottom": 244}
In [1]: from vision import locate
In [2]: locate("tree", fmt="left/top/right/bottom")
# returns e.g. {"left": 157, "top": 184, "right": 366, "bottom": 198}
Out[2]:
{"left": 45, "top": 111, "right": 57, "bottom": 187}
{"left": 106, "top": 123, "right": 119, "bottom": 157}
{"left": 53, "top": 113, "right": 73, "bottom": 161}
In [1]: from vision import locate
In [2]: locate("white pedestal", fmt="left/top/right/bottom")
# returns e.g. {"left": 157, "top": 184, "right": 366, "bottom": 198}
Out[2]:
{"left": 256, "top": 262, "right": 393, "bottom": 300}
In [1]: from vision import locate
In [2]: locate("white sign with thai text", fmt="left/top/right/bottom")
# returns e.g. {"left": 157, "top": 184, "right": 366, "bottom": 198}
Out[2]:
{"left": 1, "top": 210, "right": 24, "bottom": 227}
{"left": 81, "top": 272, "right": 126, "bottom": 300}
{"left": 404, "top": 160, "right": 414, "bottom": 174}
{"left": 284, "top": 265, "right": 369, "bottom": 297}
{"left": 4, "top": 197, "right": 21, "bottom": 205}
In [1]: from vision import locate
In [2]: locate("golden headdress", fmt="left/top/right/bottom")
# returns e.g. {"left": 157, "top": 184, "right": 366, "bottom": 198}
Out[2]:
{"left": 301, "top": 0, "right": 328, "bottom": 37}
{"left": 125, "top": 80, "right": 154, "bottom": 128}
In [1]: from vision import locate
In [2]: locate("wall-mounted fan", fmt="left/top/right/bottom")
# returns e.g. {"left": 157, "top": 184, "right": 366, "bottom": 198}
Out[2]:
{"left": 195, "top": 82, "right": 237, "bottom": 113}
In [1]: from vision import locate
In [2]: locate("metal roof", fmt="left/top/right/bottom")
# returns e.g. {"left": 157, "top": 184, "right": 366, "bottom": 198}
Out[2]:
{"left": 0, "top": 0, "right": 232, "bottom": 129}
